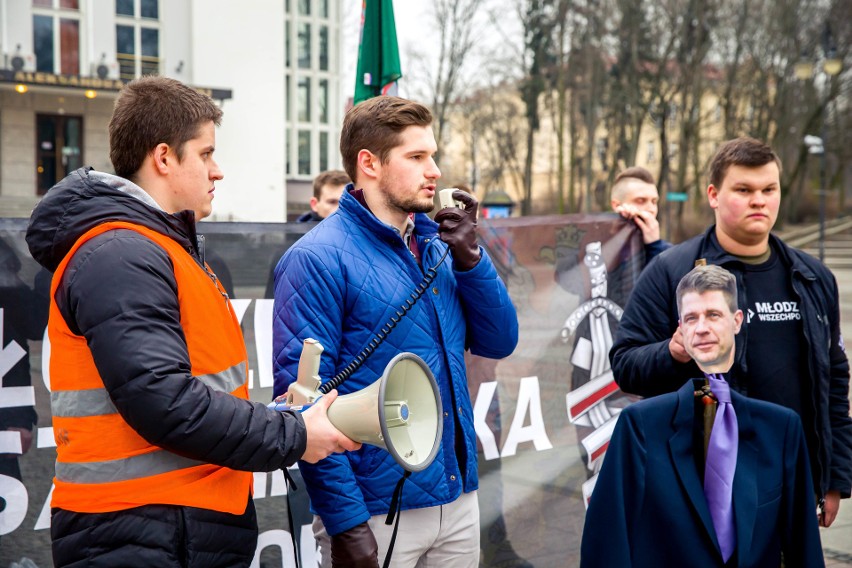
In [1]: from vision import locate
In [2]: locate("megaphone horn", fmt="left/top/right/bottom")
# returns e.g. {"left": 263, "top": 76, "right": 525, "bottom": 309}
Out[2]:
{"left": 327, "top": 352, "right": 443, "bottom": 472}
{"left": 271, "top": 339, "right": 443, "bottom": 473}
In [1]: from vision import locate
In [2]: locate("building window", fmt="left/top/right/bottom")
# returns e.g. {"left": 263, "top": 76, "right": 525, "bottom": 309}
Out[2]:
{"left": 668, "top": 103, "right": 678, "bottom": 128}
{"left": 285, "top": 20, "right": 291, "bottom": 67}
{"left": 319, "top": 0, "right": 329, "bottom": 18}
{"left": 116, "top": 0, "right": 133, "bottom": 15}
{"left": 319, "top": 26, "right": 329, "bottom": 71}
{"left": 646, "top": 141, "right": 655, "bottom": 163}
{"left": 319, "top": 131, "right": 329, "bottom": 172}
{"left": 298, "top": 0, "right": 310, "bottom": 16}
{"left": 298, "top": 130, "right": 311, "bottom": 175}
{"left": 286, "top": 75, "right": 292, "bottom": 119}
{"left": 286, "top": 129, "right": 292, "bottom": 175}
{"left": 32, "top": 0, "right": 81, "bottom": 75}
{"left": 298, "top": 77, "right": 311, "bottom": 122}
{"left": 297, "top": 23, "right": 311, "bottom": 69}
{"left": 140, "top": 0, "right": 158, "bottom": 19}
{"left": 318, "top": 79, "right": 329, "bottom": 124}
{"left": 36, "top": 114, "right": 83, "bottom": 195}
{"left": 668, "top": 142, "right": 679, "bottom": 160}
{"left": 33, "top": 0, "right": 78, "bottom": 8}
{"left": 118, "top": 0, "right": 156, "bottom": 17}
{"left": 116, "top": 0, "right": 160, "bottom": 80}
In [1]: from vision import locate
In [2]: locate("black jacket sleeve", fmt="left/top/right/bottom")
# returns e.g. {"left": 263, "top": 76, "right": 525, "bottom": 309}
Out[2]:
{"left": 825, "top": 272, "right": 852, "bottom": 497}
{"left": 57, "top": 230, "right": 306, "bottom": 471}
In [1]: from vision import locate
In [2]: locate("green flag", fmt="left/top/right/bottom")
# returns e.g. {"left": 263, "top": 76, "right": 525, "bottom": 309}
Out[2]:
{"left": 354, "top": 0, "right": 402, "bottom": 105}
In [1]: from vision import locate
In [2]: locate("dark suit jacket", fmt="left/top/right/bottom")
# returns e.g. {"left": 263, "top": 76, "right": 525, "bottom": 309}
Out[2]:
{"left": 581, "top": 379, "right": 824, "bottom": 567}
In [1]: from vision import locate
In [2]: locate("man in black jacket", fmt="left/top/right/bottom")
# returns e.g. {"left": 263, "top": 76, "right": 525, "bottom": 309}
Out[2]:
{"left": 610, "top": 136, "right": 852, "bottom": 528}
{"left": 26, "top": 76, "right": 358, "bottom": 567}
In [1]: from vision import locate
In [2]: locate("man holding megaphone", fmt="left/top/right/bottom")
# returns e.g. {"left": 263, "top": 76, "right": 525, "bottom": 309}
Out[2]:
{"left": 272, "top": 96, "right": 518, "bottom": 568}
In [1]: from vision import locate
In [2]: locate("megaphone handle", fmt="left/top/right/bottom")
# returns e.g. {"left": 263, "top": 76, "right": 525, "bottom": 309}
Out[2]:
{"left": 267, "top": 399, "right": 316, "bottom": 413}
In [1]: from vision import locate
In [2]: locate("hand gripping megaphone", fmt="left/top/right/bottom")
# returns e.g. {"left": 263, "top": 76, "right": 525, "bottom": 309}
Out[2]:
{"left": 272, "top": 339, "right": 443, "bottom": 472}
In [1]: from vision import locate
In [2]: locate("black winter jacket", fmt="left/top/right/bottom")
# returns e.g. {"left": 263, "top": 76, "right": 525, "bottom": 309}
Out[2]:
{"left": 610, "top": 225, "right": 852, "bottom": 500}
{"left": 27, "top": 168, "right": 307, "bottom": 567}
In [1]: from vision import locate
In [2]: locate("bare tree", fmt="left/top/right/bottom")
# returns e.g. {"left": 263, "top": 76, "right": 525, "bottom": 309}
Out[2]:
{"left": 406, "top": 0, "right": 486, "bottom": 163}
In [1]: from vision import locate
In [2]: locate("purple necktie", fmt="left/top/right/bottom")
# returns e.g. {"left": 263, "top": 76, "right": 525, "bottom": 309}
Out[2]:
{"left": 703, "top": 373, "right": 738, "bottom": 562}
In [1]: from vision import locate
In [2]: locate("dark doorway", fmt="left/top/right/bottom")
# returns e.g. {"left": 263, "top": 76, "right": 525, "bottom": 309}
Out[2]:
{"left": 36, "top": 114, "right": 83, "bottom": 195}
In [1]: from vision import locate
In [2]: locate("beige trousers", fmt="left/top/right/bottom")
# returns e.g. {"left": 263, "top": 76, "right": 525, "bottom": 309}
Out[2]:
{"left": 313, "top": 490, "right": 480, "bottom": 568}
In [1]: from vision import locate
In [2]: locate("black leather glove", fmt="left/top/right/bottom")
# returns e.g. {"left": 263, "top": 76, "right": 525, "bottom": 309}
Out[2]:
{"left": 330, "top": 522, "right": 379, "bottom": 568}
{"left": 434, "top": 189, "right": 481, "bottom": 271}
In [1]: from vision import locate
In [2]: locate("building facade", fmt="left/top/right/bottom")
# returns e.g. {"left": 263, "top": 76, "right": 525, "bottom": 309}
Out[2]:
{"left": 0, "top": 0, "right": 344, "bottom": 221}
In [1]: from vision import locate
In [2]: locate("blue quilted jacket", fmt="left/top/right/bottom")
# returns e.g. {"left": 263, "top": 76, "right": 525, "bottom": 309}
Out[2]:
{"left": 272, "top": 189, "right": 518, "bottom": 536}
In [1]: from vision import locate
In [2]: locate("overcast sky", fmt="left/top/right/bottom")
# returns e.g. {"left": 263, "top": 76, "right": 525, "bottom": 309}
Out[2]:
{"left": 341, "top": 2, "right": 438, "bottom": 102}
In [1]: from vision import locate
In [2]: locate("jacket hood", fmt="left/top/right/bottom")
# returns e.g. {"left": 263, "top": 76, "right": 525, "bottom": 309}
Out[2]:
{"left": 26, "top": 167, "right": 197, "bottom": 272}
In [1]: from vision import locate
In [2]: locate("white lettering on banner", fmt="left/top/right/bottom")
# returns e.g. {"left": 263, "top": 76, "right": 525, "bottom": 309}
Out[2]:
{"left": 0, "top": 308, "right": 39, "bottom": 535}
{"left": 1, "top": 309, "right": 35, "bottom": 409}
{"left": 0, "top": 430, "right": 22, "bottom": 455}
{"left": 0, "top": 386, "right": 35, "bottom": 409}
{"left": 253, "top": 472, "right": 267, "bottom": 498}
{"left": 473, "top": 381, "right": 500, "bottom": 460}
{"left": 231, "top": 299, "right": 253, "bottom": 388}
{"left": 0, "top": 309, "right": 27, "bottom": 376}
{"left": 37, "top": 427, "right": 55, "bottom": 448}
{"left": 251, "top": 526, "right": 316, "bottom": 568}
{"left": 501, "top": 376, "right": 553, "bottom": 457}
{"left": 269, "top": 468, "right": 289, "bottom": 497}
{"left": 231, "top": 298, "right": 252, "bottom": 324}
{"left": 0, "top": 474, "right": 28, "bottom": 535}
{"left": 34, "top": 485, "right": 54, "bottom": 530}
{"left": 254, "top": 299, "right": 275, "bottom": 389}
{"left": 41, "top": 325, "right": 51, "bottom": 391}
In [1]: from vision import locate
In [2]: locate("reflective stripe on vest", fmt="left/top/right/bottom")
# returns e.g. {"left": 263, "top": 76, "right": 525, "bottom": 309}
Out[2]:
{"left": 48, "top": 221, "right": 252, "bottom": 515}
{"left": 56, "top": 450, "right": 204, "bottom": 483}
{"left": 50, "top": 361, "right": 246, "bottom": 418}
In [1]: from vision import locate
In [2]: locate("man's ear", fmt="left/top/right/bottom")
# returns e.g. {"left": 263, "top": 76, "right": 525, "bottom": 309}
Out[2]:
{"left": 707, "top": 184, "right": 719, "bottom": 209}
{"left": 733, "top": 309, "right": 744, "bottom": 333}
{"left": 309, "top": 196, "right": 319, "bottom": 212}
{"left": 610, "top": 198, "right": 621, "bottom": 211}
{"left": 152, "top": 143, "right": 171, "bottom": 175}
{"left": 356, "top": 149, "right": 380, "bottom": 180}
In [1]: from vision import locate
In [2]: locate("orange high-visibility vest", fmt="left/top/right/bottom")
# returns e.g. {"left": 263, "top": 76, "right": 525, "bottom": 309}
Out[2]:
{"left": 48, "top": 221, "right": 252, "bottom": 514}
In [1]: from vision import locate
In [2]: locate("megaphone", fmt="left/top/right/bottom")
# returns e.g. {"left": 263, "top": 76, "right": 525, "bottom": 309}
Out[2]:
{"left": 272, "top": 339, "right": 443, "bottom": 472}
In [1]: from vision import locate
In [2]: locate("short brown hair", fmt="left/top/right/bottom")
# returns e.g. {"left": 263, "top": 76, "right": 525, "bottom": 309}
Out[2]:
{"left": 676, "top": 264, "right": 738, "bottom": 316}
{"left": 611, "top": 166, "right": 656, "bottom": 201}
{"left": 109, "top": 76, "right": 223, "bottom": 180}
{"left": 312, "top": 170, "right": 351, "bottom": 199}
{"left": 614, "top": 166, "right": 655, "bottom": 186}
{"left": 339, "top": 96, "right": 432, "bottom": 183}
{"left": 708, "top": 137, "right": 781, "bottom": 188}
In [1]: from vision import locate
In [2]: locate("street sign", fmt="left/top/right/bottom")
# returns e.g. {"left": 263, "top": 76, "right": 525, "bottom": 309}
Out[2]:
{"left": 667, "top": 192, "right": 688, "bottom": 202}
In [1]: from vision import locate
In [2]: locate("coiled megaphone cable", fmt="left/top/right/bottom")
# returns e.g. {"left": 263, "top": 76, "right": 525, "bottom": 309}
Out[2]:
{"left": 319, "top": 246, "right": 450, "bottom": 394}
